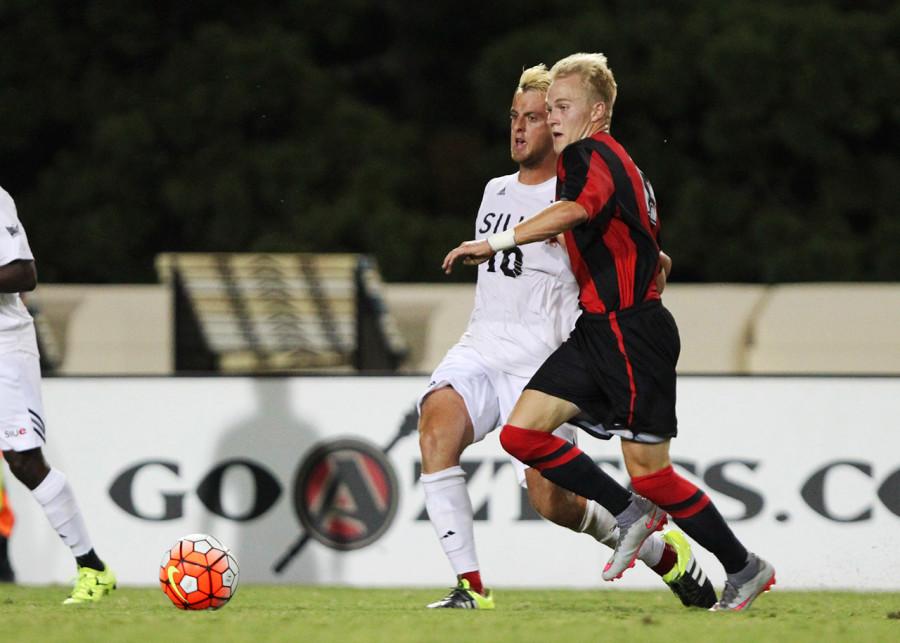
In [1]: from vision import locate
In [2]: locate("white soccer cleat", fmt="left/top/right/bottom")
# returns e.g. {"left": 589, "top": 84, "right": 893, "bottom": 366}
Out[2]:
{"left": 602, "top": 496, "right": 667, "bottom": 581}
{"left": 710, "top": 554, "right": 776, "bottom": 612}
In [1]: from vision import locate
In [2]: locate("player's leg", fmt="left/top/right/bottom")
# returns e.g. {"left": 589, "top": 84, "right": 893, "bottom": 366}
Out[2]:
{"left": 418, "top": 388, "right": 484, "bottom": 600}
{"left": 621, "top": 440, "right": 775, "bottom": 611}
{"left": 417, "top": 347, "right": 497, "bottom": 609}
{"left": 502, "top": 389, "right": 664, "bottom": 582}
{"left": 494, "top": 373, "right": 619, "bottom": 548}
{"left": 495, "top": 369, "right": 629, "bottom": 549}
{"left": 520, "top": 462, "right": 714, "bottom": 607}
{"left": 499, "top": 370, "right": 679, "bottom": 589}
{"left": 3, "top": 446, "right": 117, "bottom": 602}
{"left": 498, "top": 327, "right": 642, "bottom": 519}
{"left": 501, "top": 389, "right": 636, "bottom": 517}
{"left": 0, "top": 457, "right": 13, "bottom": 583}
{"left": 501, "top": 390, "right": 665, "bottom": 583}
{"left": 0, "top": 350, "right": 115, "bottom": 603}
{"left": 522, "top": 468, "right": 616, "bottom": 544}
{"left": 419, "top": 387, "right": 473, "bottom": 474}
{"left": 500, "top": 371, "right": 687, "bottom": 597}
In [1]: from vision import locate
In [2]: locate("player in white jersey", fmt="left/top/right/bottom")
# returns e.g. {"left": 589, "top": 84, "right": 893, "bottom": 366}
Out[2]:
{"left": 418, "top": 66, "right": 716, "bottom": 609}
{"left": 0, "top": 186, "right": 116, "bottom": 603}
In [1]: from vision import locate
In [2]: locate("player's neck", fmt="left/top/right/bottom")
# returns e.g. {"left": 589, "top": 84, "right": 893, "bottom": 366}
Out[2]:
{"left": 517, "top": 157, "right": 557, "bottom": 186}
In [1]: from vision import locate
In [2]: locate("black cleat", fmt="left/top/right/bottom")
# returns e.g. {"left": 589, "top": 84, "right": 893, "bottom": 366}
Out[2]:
{"left": 662, "top": 531, "right": 717, "bottom": 608}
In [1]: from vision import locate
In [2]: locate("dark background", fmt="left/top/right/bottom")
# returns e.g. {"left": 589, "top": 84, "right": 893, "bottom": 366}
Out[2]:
{"left": 1, "top": 0, "right": 897, "bottom": 284}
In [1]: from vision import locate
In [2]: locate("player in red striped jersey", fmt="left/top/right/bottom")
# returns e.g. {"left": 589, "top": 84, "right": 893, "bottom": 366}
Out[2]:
{"left": 443, "top": 53, "right": 775, "bottom": 612}
{"left": 423, "top": 64, "right": 715, "bottom": 610}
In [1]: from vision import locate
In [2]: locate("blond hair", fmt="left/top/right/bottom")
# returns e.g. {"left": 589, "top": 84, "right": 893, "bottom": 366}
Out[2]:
{"left": 550, "top": 53, "right": 617, "bottom": 129}
{"left": 516, "top": 64, "right": 551, "bottom": 95}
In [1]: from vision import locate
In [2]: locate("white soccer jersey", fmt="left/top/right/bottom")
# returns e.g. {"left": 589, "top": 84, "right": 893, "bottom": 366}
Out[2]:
{"left": 458, "top": 173, "right": 580, "bottom": 377}
{"left": 0, "top": 188, "right": 38, "bottom": 355}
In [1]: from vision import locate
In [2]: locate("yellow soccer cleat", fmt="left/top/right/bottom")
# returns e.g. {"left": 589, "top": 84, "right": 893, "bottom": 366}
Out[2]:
{"left": 63, "top": 565, "right": 117, "bottom": 605}
{"left": 426, "top": 578, "right": 495, "bottom": 609}
{"left": 661, "top": 530, "right": 717, "bottom": 608}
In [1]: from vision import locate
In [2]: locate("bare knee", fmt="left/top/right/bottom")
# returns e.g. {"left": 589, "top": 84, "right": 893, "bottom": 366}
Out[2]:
{"left": 621, "top": 440, "right": 671, "bottom": 478}
{"left": 524, "top": 468, "right": 586, "bottom": 531}
{"left": 3, "top": 448, "right": 50, "bottom": 490}
{"left": 506, "top": 389, "right": 580, "bottom": 431}
{"left": 418, "top": 388, "right": 474, "bottom": 474}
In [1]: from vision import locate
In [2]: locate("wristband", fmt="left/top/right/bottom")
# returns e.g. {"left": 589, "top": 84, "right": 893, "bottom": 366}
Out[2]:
{"left": 487, "top": 228, "right": 516, "bottom": 252}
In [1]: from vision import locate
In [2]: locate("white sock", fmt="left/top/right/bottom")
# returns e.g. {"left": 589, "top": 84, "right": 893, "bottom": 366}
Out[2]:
{"left": 31, "top": 469, "right": 93, "bottom": 558}
{"left": 421, "top": 466, "right": 478, "bottom": 576}
{"left": 637, "top": 532, "right": 666, "bottom": 568}
{"left": 578, "top": 499, "right": 619, "bottom": 548}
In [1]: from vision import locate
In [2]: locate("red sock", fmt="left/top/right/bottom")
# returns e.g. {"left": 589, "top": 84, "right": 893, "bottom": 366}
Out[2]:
{"left": 650, "top": 543, "right": 678, "bottom": 577}
{"left": 459, "top": 571, "right": 483, "bottom": 595}
{"left": 633, "top": 465, "right": 748, "bottom": 574}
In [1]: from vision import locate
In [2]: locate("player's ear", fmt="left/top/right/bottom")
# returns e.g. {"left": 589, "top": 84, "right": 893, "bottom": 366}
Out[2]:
{"left": 590, "top": 101, "right": 606, "bottom": 124}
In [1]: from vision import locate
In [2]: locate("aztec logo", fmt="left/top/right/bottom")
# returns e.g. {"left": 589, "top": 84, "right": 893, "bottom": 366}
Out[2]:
{"left": 271, "top": 410, "right": 416, "bottom": 572}
{"left": 292, "top": 438, "right": 399, "bottom": 551}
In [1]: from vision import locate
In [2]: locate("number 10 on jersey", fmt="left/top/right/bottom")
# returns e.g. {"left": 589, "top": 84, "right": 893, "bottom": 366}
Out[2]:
{"left": 486, "top": 248, "right": 524, "bottom": 278}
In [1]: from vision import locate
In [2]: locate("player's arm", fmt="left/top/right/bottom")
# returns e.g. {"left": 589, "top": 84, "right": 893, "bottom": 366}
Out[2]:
{"left": 509, "top": 201, "right": 587, "bottom": 244}
{"left": 0, "top": 260, "right": 37, "bottom": 293}
{"left": 443, "top": 201, "right": 587, "bottom": 274}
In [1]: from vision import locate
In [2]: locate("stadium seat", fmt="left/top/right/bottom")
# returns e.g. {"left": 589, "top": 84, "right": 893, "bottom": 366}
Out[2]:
{"left": 156, "top": 253, "right": 407, "bottom": 373}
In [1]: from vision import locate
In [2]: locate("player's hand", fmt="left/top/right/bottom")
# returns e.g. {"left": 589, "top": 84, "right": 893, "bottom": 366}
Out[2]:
{"left": 442, "top": 239, "right": 493, "bottom": 274}
{"left": 656, "top": 250, "right": 672, "bottom": 294}
{"left": 655, "top": 267, "right": 667, "bottom": 294}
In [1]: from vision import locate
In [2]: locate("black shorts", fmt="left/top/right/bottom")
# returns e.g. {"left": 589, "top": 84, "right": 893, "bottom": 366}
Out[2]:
{"left": 526, "top": 299, "right": 680, "bottom": 440}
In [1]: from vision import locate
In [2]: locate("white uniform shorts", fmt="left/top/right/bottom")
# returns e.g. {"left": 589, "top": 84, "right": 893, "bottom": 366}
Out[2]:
{"left": 418, "top": 343, "right": 576, "bottom": 487}
{"left": 0, "top": 350, "right": 46, "bottom": 452}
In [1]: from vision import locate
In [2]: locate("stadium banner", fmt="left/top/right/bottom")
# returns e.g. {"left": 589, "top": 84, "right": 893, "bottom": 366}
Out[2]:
{"left": 6, "top": 376, "right": 900, "bottom": 590}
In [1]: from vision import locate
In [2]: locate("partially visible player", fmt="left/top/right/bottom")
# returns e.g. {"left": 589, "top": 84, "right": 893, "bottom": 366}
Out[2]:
{"left": 419, "top": 65, "right": 715, "bottom": 609}
{"left": 0, "top": 456, "right": 13, "bottom": 582}
{"left": 0, "top": 186, "right": 116, "bottom": 604}
{"left": 443, "top": 53, "right": 774, "bottom": 612}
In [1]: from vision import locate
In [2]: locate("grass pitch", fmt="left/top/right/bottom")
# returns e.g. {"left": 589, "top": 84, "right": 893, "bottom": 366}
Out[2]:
{"left": 1, "top": 586, "right": 898, "bottom": 643}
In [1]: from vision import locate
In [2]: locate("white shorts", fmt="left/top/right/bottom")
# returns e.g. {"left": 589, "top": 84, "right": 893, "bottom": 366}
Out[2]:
{"left": 0, "top": 350, "right": 46, "bottom": 452}
{"left": 418, "top": 343, "right": 576, "bottom": 487}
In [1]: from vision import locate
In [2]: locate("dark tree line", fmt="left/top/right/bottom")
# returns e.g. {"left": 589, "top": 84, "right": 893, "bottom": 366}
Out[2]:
{"left": 1, "top": 0, "right": 897, "bottom": 283}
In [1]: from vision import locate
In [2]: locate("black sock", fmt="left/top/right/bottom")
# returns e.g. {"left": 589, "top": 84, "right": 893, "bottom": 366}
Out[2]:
{"left": 75, "top": 549, "right": 104, "bottom": 571}
{"left": 0, "top": 535, "right": 13, "bottom": 581}
{"left": 674, "top": 503, "right": 748, "bottom": 574}
{"left": 540, "top": 452, "right": 632, "bottom": 515}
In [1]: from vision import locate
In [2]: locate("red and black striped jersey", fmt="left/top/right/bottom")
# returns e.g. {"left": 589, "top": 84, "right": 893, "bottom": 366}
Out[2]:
{"left": 556, "top": 131, "right": 662, "bottom": 314}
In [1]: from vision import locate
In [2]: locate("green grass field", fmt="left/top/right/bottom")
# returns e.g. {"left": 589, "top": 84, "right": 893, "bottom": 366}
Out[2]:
{"left": 1, "top": 586, "right": 898, "bottom": 643}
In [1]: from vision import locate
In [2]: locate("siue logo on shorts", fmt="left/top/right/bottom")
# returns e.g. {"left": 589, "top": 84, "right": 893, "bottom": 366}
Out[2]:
{"left": 3, "top": 427, "right": 27, "bottom": 439}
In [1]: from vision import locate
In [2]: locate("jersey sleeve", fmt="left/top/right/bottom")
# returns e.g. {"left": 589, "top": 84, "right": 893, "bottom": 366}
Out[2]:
{"left": 473, "top": 178, "right": 497, "bottom": 238}
{"left": 557, "top": 141, "right": 615, "bottom": 223}
{"left": 0, "top": 193, "right": 34, "bottom": 267}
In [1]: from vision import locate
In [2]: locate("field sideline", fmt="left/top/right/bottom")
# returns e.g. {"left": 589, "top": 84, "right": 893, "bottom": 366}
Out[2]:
{"left": 1, "top": 586, "right": 898, "bottom": 642}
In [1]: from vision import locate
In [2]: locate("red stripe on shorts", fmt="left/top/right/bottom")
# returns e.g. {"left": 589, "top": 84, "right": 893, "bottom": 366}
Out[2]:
{"left": 608, "top": 311, "right": 636, "bottom": 426}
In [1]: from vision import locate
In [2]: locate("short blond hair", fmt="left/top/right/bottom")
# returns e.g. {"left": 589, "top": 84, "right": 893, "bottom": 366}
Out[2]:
{"left": 550, "top": 53, "right": 617, "bottom": 129}
{"left": 516, "top": 63, "right": 551, "bottom": 95}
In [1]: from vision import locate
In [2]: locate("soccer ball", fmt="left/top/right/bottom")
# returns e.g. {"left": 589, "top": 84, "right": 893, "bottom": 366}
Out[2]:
{"left": 159, "top": 533, "right": 239, "bottom": 610}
